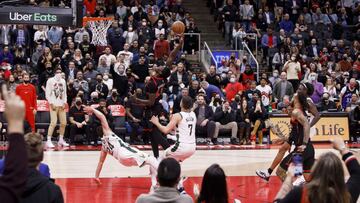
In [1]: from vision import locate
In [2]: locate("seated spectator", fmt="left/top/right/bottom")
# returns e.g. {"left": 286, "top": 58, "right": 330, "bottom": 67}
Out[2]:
{"left": 244, "top": 80, "right": 261, "bottom": 101}
{"left": 0, "top": 45, "right": 14, "bottom": 64}
{"left": 194, "top": 95, "right": 216, "bottom": 144}
{"left": 349, "top": 102, "right": 360, "bottom": 142}
{"left": 277, "top": 95, "right": 291, "bottom": 112}
{"left": 107, "top": 89, "right": 123, "bottom": 106}
{"left": 136, "top": 158, "right": 193, "bottom": 203}
{"left": 224, "top": 73, "right": 244, "bottom": 102}
{"left": 21, "top": 132, "right": 64, "bottom": 202}
{"left": 189, "top": 80, "right": 200, "bottom": 99}
{"left": 200, "top": 81, "right": 224, "bottom": 102}
{"left": 212, "top": 100, "right": 238, "bottom": 144}
{"left": 126, "top": 88, "right": 146, "bottom": 144}
{"left": 169, "top": 62, "right": 189, "bottom": 96}
{"left": 317, "top": 92, "right": 338, "bottom": 112}
{"left": 68, "top": 97, "right": 90, "bottom": 145}
{"left": 90, "top": 99, "right": 114, "bottom": 145}
{"left": 84, "top": 61, "right": 99, "bottom": 82}
{"left": 345, "top": 94, "right": 359, "bottom": 113}
{"left": 340, "top": 79, "right": 359, "bottom": 111}
{"left": 206, "top": 65, "right": 221, "bottom": 88}
{"left": 323, "top": 78, "right": 338, "bottom": 101}
{"left": 236, "top": 97, "right": 252, "bottom": 145}
{"left": 173, "top": 88, "right": 189, "bottom": 114}
{"left": 274, "top": 137, "right": 360, "bottom": 203}
{"left": 249, "top": 92, "right": 267, "bottom": 145}
{"left": 196, "top": 164, "right": 229, "bottom": 203}
{"left": 256, "top": 77, "right": 272, "bottom": 109}
{"left": 273, "top": 72, "right": 294, "bottom": 103}
{"left": 90, "top": 73, "right": 109, "bottom": 100}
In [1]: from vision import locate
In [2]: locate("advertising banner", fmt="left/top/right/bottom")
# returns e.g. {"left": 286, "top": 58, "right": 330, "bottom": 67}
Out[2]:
{"left": 212, "top": 51, "right": 239, "bottom": 67}
{"left": 0, "top": 6, "right": 73, "bottom": 26}
{"left": 269, "top": 116, "right": 350, "bottom": 141}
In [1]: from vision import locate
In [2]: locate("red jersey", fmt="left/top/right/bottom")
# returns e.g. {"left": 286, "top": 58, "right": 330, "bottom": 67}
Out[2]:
{"left": 15, "top": 84, "right": 37, "bottom": 111}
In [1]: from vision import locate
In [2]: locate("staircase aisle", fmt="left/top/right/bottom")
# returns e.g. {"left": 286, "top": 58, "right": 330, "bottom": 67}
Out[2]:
{"left": 182, "top": 0, "right": 230, "bottom": 50}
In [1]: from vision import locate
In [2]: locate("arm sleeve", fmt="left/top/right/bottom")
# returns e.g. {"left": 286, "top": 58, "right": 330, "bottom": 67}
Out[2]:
{"left": 0, "top": 133, "right": 27, "bottom": 202}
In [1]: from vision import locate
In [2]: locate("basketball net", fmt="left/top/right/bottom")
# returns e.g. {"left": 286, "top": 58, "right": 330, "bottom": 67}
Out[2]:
{"left": 83, "top": 17, "right": 113, "bottom": 46}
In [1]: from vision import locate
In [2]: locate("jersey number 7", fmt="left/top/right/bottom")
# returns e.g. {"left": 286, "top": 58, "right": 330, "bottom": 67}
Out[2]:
{"left": 188, "top": 124, "right": 193, "bottom": 135}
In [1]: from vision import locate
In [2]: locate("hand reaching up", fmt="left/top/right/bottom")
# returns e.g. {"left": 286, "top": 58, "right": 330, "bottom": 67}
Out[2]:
{"left": 2, "top": 85, "right": 25, "bottom": 134}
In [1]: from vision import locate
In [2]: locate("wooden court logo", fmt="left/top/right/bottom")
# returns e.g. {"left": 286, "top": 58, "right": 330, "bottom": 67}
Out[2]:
{"left": 268, "top": 119, "right": 292, "bottom": 140}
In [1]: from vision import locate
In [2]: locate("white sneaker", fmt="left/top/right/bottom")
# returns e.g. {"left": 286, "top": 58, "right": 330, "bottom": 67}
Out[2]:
{"left": 177, "top": 176, "right": 188, "bottom": 190}
{"left": 46, "top": 140, "right": 55, "bottom": 148}
{"left": 255, "top": 169, "right": 270, "bottom": 181}
{"left": 58, "top": 139, "right": 69, "bottom": 147}
{"left": 293, "top": 175, "right": 306, "bottom": 186}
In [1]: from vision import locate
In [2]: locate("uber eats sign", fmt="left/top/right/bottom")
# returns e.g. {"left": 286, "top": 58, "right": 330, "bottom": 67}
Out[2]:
{"left": 0, "top": 6, "right": 73, "bottom": 26}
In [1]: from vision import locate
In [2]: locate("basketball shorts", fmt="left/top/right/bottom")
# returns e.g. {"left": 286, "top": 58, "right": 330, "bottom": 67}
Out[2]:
{"left": 165, "top": 143, "right": 196, "bottom": 162}
{"left": 114, "top": 145, "right": 148, "bottom": 167}
{"left": 279, "top": 142, "right": 315, "bottom": 173}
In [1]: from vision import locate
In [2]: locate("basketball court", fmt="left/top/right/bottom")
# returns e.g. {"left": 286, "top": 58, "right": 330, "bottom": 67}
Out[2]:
{"left": 43, "top": 143, "right": 360, "bottom": 203}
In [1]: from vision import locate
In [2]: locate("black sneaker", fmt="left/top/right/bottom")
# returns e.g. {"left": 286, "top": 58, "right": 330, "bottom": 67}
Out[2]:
{"left": 211, "top": 138, "right": 218, "bottom": 145}
{"left": 230, "top": 138, "right": 239, "bottom": 145}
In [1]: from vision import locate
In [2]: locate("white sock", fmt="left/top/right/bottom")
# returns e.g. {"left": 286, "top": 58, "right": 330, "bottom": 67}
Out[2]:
{"left": 47, "top": 136, "right": 51, "bottom": 142}
{"left": 59, "top": 135, "right": 64, "bottom": 142}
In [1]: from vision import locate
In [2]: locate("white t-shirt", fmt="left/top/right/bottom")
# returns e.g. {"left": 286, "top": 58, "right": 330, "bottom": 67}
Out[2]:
{"left": 100, "top": 54, "right": 116, "bottom": 67}
{"left": 256, "top": 85, "right": 272, "bottom": 106}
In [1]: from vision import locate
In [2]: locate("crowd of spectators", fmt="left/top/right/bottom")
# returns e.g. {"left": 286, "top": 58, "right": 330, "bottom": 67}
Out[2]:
{"left": 204, "top": 0, "right": 360, "bottom": 143}
{"left": 0, "top": 0, "right": 359, "bottom": 146}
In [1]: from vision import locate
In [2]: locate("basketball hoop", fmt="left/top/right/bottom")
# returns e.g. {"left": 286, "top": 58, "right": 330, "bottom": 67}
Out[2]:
{"left": 83, "top": 17, "right": 113, "bottom": 46}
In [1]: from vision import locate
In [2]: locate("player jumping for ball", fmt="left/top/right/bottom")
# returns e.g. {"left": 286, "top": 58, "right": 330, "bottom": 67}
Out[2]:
{"left": 83, "top": 106, "right": 159, "bottom": 187}
{"left": 150, "top": 95, "right": 197, "bottom": 162}
{"left": 256, "top": 82, "right": 320, "bottom": 182}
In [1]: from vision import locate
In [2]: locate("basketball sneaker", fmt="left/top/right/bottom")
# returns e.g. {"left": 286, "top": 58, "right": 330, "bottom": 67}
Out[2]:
{"left": 255, "top": 169, "right": 270, "bottom": 181}
{"left": 58, "top": 139, "right": 69, "bottom": 147}
{"left": 46, "top": 140, "right": 55, "bottom": 148}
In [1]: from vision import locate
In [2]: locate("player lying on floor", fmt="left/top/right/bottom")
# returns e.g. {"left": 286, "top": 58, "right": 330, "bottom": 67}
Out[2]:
{"left": 83, "top": 106, "right": 159, "bottom": 187}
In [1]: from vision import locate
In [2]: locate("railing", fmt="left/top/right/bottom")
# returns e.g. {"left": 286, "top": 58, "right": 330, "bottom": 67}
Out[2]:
{"left": 182, "top": 32, "right": 201, "bottom": 62}
{"left": 201, "top": 42, "right": 217, "bottom": 73}
{"left": 234, "top": 33, "right": 258, "bottom": 60}
{"left": 242, "top": 41, "right": 259, "bottom": 82}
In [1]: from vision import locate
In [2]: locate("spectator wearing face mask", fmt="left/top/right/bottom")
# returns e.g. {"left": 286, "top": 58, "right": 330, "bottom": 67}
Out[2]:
{"left": 283, "top": 54, "right": 301, "bottom": 92}
{"left": 268, "top": 70, "right": 280, "bottom": 86}
{"left": 123, "top": 26, "right": 138, "bottom": 44}
{"left": 90, "top": 74, "right": 109, "bottom": 100}
{"left": 45, "top": 68, "right": 68, "bottom": 148}
{"left": 308, "top": 73, "right": 324, "bottom": 105}
{"left": 15, "top": 72, "right": 37, "bottom": 132}
{"left": 224, "top": 74, "right": 244, "bottom": 102}
{"left": 69, "top": 97, "right": 90, "bottom": 145}
{"left": 317, "top": 92, "right": 338, "bottom": 112}
{"left": 107, "top": 89, "right": 123, "bottom": 106}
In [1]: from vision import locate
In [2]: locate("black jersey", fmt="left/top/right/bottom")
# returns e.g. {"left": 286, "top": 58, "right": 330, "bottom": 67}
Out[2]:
{"left": 144, "top": 75, "right": 166, "bottom": 118}
{"left": 288, "top": 109, "right": 308, "bottom": 146}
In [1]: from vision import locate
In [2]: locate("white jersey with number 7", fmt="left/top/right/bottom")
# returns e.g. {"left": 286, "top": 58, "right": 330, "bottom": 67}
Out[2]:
{"left": 176, "top": 112, "right": 197, "bottom": 144}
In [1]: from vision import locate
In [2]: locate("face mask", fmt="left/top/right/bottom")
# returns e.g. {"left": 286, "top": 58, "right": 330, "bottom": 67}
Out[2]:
{"left": 310, "top": 76, "right": 316, "bottom": 81}
{"left": 69, "top": 83, "right": 74, "bottom": 87}
{"left": 158, "top": 23, "right": 163, "bottom": 27}
{"left": 192, "top": 76, "right": 196, "bottom": 80}
{"left": 97, "top": 78, "right": 102, "bottom": 83}
{"left": 128, "top": 28, "right": 133, "bottom": 32}
{"left": 75, "top": 101, "right": 82, "bottom": 106}
{"left": 24, "top": 80, "right": 30, "bottom": 84}
{"left": 230, "top": 78, "right": 236, "bottom": 83}
{"left": 112, "top": 92, "right": 118, "bottom": 97}
{"left": 103, "top": 75, "right": 109, "bottom": 80}
{"left": 55, "top": 73, "right": 61, "bottom": 81}
{"left": 142, "top": 22, "right": 147, "bottom": 26}
{"left": 273, "top": 73, "right": 279, "bottom": 77}
{"left": 291, "top": 57, "right": 296, "bottom": 61}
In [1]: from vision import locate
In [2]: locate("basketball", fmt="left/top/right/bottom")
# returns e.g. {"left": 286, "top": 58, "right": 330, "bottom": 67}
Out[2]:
{"left": 171, "top": 21, "right": 185, "bottom": 34}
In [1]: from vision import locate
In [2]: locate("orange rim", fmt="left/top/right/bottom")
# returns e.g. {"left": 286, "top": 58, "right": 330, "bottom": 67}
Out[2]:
{"left": 82, "top": 17, "right": 114, "bottom": 27}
